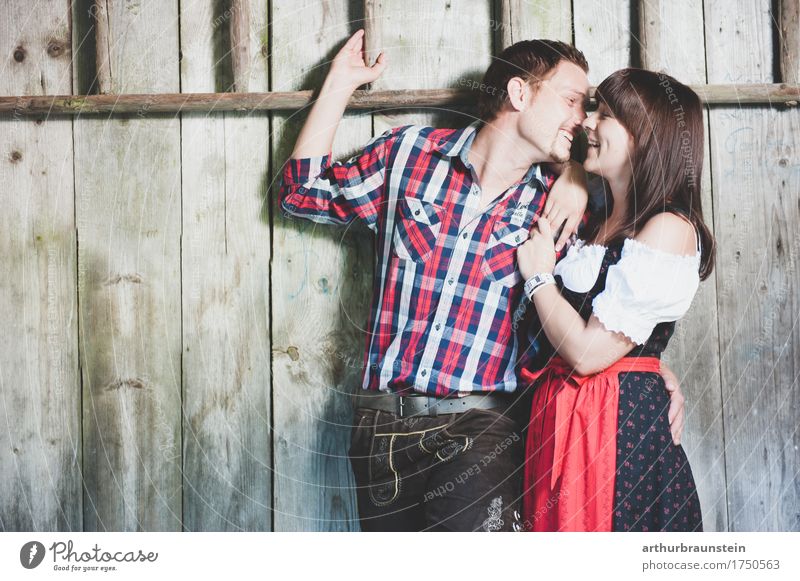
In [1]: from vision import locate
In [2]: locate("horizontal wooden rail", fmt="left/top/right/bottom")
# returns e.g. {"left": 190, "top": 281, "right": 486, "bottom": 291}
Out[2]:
{"left": 0, "top": 84, "right": 798, "bottom": 116}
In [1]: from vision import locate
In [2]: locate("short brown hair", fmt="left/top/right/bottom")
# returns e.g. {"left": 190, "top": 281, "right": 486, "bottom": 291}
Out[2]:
{"left": 477, "top": 40, "right": 589, "bottom": 122}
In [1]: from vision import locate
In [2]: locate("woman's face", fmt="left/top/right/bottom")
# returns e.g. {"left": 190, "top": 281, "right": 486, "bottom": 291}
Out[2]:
{"left": 582, "top": 102, "right": 634, "bottom": 186}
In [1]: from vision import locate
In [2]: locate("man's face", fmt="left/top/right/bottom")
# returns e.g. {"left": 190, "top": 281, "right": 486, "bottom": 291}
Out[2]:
{"left": 521, "top": 61, "right": 590, "bottom": 163}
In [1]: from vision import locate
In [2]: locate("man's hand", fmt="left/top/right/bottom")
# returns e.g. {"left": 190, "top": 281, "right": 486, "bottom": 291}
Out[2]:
{"left": 292, "top": 30, "right": 386, "bottom": 159}
{"left": 661, "top": 362, "right": 686, "bottom": 446}
{"left": 326, "top": 29, "right": 387, "bottom": 93}
{"left": 543, "top": 160, "right": 588, "bottom": 252}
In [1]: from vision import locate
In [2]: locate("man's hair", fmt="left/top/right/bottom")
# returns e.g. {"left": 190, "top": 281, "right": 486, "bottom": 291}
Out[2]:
{"left": 477, "top": 40, "right": 589, "bottom": 122}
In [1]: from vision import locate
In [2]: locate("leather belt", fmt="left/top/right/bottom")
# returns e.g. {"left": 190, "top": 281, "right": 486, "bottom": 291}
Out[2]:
{"left": 353, "top": 391, "right": 509, "bottom": 418}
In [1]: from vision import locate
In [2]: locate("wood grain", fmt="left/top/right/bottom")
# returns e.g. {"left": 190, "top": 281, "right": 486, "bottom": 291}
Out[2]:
{"left": 179, "top": 0, "right": 272, "bottom": 532}
{"left": 74, "top": 0, "right": 183, "bottom": 531}
{"left": 0, "top": 0, "right": 80, "bottom": 532}
{"left": 706, "top": 0, "right": 800, "bottom": 531}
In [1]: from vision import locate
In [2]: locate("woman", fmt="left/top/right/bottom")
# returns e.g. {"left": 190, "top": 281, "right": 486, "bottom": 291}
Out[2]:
{"left": 516, "top": 68, "right": 715, "bottom": 532}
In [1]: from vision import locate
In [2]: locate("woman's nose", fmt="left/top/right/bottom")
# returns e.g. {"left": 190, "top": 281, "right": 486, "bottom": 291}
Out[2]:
{"left": 582, "top": 113, "right": 596, "bottom": 130}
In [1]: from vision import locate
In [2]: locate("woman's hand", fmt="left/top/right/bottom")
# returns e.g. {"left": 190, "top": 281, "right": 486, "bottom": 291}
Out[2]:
{"left": 544, "top": 160, "right": 588, "bottom": 252}
{"left": 324, "top": 29, "right": 387, "bottom": 94}
{"left": 517, "top": 216, "right": 557, "bottom": 281}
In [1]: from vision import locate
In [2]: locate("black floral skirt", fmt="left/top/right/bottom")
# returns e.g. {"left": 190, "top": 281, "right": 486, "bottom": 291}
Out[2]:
{"left": 613, "top": 371, "right": 703, "bottom": 531}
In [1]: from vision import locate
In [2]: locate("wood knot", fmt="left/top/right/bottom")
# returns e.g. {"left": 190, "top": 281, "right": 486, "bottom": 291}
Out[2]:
{"left": 47, "top": 39, "right": 66, "bottom": 58}
{"left": 104, "top": 273, "right": 144, "bottom": 285}
{"left": 9, "top": 150, "right": 22, "bottom": 163}
{"left": 104, "top": 378, "right": 147, "bottom": 391}
{"left": 13, "top": 45, "right": 26, "bottom": 62}
{"left": 287, "top": 346, "right": 300, "bottom": 361}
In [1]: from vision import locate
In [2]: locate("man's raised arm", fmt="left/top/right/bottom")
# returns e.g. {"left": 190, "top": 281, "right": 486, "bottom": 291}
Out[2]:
{"left": 279, "top": 29, "right": 391, "bottom": 231}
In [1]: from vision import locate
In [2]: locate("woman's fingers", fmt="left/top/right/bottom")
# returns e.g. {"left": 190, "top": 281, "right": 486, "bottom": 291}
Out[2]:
{"left": 536, "top": 215, "right": 552, "bottom": 238}
{"left": 543, "top": 197, "right": 554, "bottom": 218}
{"left": 556, "top": 215, "right": 577, "bottom": 251}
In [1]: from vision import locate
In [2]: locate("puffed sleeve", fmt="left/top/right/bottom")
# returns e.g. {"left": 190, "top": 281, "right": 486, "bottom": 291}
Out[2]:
{"left": 592, "top": 238, "right": 701, "bottom": 344}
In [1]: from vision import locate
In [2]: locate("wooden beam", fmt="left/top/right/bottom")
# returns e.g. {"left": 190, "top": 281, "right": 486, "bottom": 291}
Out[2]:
{"left": 229, "top": 0, "right": 251, "bottom": 92}
{"left": 779, "top": 0, "right": 800, "bottom": 84}
{"left": 1, "top": 83, "right": 798, "bottom": 116}
{"left": 93, "top": 0, "right": 112, "bottom": 94}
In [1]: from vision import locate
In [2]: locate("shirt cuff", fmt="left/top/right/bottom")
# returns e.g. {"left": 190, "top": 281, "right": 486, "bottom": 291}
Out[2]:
{"left": 282, "top": 154, "right": 331, "bottom": 185}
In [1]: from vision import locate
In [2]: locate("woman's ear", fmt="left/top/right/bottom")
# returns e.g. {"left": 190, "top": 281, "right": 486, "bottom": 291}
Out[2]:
{"left": 506, "top": 76, "right": 529, "bottom": 113}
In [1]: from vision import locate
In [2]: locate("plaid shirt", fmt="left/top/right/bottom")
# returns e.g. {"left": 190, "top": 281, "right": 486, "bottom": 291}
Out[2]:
{"left": 280, "top": 123, "right": 556, "bottom": 395}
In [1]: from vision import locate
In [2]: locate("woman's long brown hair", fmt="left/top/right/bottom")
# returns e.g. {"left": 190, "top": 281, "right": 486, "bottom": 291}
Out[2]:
{"left": 585, "top": 68, "right": 716, "bottom": 280}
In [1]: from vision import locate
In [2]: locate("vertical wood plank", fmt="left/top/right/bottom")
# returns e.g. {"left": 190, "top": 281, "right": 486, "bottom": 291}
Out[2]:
{"left": 496, "top": 0, "right": 572, "bottom": 48}
{"left": 705, "top": 0, "right": 800, "bottom": 531}
{"left": 230, "top": 0, "right": 253, "bottom": 92}
{"left": 366, "top": 0, "right": 493, "bottom": 131}
{"left": 638, "top": 0, "right": 729, "bottom": 532}
{"left": 0, "top": 0, "right": 80, "bottom": 532}
{"left": 271, "top": 0, "right": 372, "bottom": 531}
{"left": 779, "top": 0, "right": 800, "bottom": 84}
{"left": 74, "top": 0, "right": 183, "bottom": 531}
{"left": 573, "top": 0, "right": 631, "bottom": 84}
{"left": 179, "top": 0, "right": 272, "bottom": 531}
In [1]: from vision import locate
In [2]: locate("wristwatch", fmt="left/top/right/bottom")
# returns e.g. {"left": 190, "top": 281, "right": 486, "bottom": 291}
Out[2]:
{"left": 524, "top": 273, "right": 556, "bottom": 300}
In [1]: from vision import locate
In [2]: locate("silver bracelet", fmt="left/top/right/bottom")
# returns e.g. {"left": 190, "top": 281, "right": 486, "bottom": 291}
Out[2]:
{"left": 524, "top": 273, "right": 556, "bottom": 300}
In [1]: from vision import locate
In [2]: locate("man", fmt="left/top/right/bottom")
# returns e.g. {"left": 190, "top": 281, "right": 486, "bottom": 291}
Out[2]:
{"left": 279, "top": 30, "right": 684, "bottom": 531}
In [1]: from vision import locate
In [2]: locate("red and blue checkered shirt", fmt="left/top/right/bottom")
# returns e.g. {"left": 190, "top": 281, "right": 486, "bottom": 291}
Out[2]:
{"left": 280, "top": 123, "right": 557, "bottom": 395}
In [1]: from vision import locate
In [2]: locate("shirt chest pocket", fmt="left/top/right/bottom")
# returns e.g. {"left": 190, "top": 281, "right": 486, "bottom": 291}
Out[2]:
{"left": 481, "top": 221, "right": 530, "bottom": 287}
{"left": 392, "top": 197, "right": 445, "bottom": 263}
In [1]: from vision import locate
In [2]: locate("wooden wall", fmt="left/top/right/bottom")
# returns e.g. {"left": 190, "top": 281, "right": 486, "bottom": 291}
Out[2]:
{"left": 0, "top": 0, "right": 797, "bottom": 532}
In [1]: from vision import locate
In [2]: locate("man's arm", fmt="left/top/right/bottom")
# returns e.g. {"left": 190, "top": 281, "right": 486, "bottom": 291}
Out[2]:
{"left": 279, "top": 30, "right": 390, "bottom": 230}
{"left": 291, "top": 30, "right": 385, "bottom": 158}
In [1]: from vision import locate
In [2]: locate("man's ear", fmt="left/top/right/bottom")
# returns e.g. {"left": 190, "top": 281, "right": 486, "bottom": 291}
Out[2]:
{"left": 505, "top": 76, "right": 529, "bottom": 113}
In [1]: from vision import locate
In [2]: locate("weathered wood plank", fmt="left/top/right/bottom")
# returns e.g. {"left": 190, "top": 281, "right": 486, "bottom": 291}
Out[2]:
{"left": 639, "top": 0, "right": 729, "bottom": 532}
{"left": 0, "top": 0, "right": 80, "bottom": 532}
{"left": 779, "top": 0, "right": 800, "bottom": 84}
{"left": 573, "top": 0, "right": 631, "bottom": 84}
{"left": 496, "top": 0, "right": 572, "bottom": 47}
{"left": 179, "top": 0, "right": 272, "bottom": 531}
{"left": 74, "top": 0, "right": 183, "bottom": 531}
{"left": 271, "top": 0, "right": 372, "bottom": 532}
{"left": 705, "top": 0, "right": 800, "bottom": 531}
{"left": 229, "top": 0, "right": 252, "bottom": 93}
{"left": 366, "top": 0, "right": 493, "bottom": 131}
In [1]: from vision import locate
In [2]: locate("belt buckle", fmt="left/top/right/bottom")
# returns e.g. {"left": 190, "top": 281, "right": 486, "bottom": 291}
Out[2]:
{"left": 398, "top": 396, "right": 405, "bottom": 418}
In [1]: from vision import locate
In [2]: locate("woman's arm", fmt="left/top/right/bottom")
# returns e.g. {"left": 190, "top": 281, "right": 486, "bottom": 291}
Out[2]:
{"left": 517, "top": 212, "right": 698, "bottom": 375}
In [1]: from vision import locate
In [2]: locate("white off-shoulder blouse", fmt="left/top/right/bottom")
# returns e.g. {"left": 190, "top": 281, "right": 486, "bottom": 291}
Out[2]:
{"left": 553, "top": 236, "right": 702, "bottom": 344}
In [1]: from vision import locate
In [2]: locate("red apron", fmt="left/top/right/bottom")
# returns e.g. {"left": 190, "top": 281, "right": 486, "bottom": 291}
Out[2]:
{"left": 520, "top": 356, "right": 662, "bottom": 531}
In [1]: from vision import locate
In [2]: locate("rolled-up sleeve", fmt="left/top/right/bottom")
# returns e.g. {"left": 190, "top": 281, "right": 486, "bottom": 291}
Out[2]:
{"left": 279, "top": 126, "right": 410, "bottom": 232}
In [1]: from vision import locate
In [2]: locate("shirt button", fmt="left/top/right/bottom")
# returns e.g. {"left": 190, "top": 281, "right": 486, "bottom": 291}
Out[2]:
{"left": 414, "top": 209, "right": 421, "bottom": 216}
{"left": 421, "top": 370, "right": 427, "bottom": 377}
{"left": 462, "top": 232, "right": 468, "bottom": 239}
{"left": 448, "top": 278, "right": 454, "bottom": 286}
{"left": 435, "top": 323, "right": 441, "bottom": 331}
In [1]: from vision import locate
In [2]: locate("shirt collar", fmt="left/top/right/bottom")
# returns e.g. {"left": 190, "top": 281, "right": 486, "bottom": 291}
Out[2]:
{"left": 432, "top": 121, "right": 555, "bottom": 193}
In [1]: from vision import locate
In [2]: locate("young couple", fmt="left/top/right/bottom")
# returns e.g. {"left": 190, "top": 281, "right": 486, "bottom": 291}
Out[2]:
{"left": 279, "top": 30, "right": 714, "bottom": 532}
